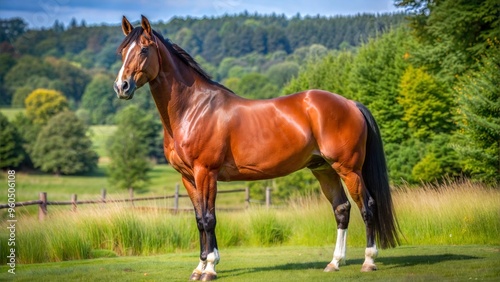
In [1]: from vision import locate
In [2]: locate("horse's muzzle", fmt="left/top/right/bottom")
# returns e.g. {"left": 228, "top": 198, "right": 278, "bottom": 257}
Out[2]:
{"left": 114, "top": 78, "right": 136, "bottom": 100}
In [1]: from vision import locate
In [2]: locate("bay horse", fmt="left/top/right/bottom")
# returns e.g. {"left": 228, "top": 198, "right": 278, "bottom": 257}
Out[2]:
{"left": 114, "top": 15, "right": 399, "bottom": 281}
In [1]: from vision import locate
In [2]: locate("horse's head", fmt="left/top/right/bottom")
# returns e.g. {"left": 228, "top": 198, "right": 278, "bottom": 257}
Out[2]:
{"left": 114, "top": 15, "right": 161, "bottom": 100}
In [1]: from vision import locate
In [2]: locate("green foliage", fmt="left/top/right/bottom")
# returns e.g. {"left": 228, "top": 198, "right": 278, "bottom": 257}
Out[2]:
{"left": 230, "top": 73, "right": 279, "bottom": 99}
{"left": 396, "top": 0, "right": 500, "bottom": 82}
{"left": 81, "top": 73, "right": 117, "bottom": 124}
{"left": 31, "top": 111, "right": 98, "bottom": 175}
{"left": 0, "top": 112, "right": 25, "bottom": 169}
{"left": 283, "top": 50, "right": 354, "bottom": 96}
{"left": 25, "top": 88, "right": 69, "bottom": 125}
{"left": 348, "top": 27, "right": 414, "bottom": 145}
{"left": 107, "top": 105, "right": 159, "bottom": 190}
{"left": 247, "top": 170, "right": 321, "bottom": 202}
{"left": 11, "top": 86, "right": 32, "bottom": 108}
{"left": 454, "top": 42, "right": 500, "bottom": 184}
{"left": 11, "top": 113, "right": 40, "bottom": 166}
{"left": 45, "top": 57, "right": 90, "bottom": 102}
{"left": 412, "top": 134, "right": 461, "bottom": 183}
{"left": 265, "top": 61, "right": 299, "bottom": 88}
{"left": 399, "top": 66, "right": 454, "bottom": 140}
{"left": 385, "top": 139, "right": 422, "bottom": 184}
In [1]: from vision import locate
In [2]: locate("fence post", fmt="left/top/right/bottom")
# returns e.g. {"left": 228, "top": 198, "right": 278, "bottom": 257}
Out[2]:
{"left": 129, "top": 188, "right": 134, "bottom": 207}
{"left": 71, "top": 194, "right": 77, "bottom": 212}
{"left": 101, "top": 188, "right": 107, "bottom": 202}
{"left": 265, "top": 187, "right": 271, "bottom": 209}
{"left": 174, "top": 183, "right": 179, "bottom": 212}
{"left": 39, "top": 192, "right": 47, "bottom": 221}
{"left": 245, "top": 187, "right": 250, "bottom": 209}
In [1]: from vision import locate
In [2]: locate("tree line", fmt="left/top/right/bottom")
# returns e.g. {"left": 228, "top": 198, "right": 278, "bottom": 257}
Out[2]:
{"left": 280, "top": 0, "right": 499, "bottom": 188}
{"left": 1, "top": 2, "right": 498, "bottom": 195}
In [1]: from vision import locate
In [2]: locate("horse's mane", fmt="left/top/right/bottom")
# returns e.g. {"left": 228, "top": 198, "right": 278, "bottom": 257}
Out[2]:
{"left": 117, "top": 27, "right": 233, "bottom": 93}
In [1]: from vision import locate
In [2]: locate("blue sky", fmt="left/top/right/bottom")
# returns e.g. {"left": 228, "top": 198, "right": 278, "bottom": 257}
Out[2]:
{"left": 0, "top": 0, "right": 403, "bottom": 29}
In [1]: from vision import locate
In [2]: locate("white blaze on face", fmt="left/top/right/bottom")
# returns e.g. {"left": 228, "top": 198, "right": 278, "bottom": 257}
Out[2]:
{"left": 116, "top": 41, "right": 136, "bottom": 86}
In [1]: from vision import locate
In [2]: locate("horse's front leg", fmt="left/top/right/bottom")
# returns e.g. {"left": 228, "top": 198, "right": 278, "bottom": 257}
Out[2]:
{"left": 197, "top": 167, "right": 219, "bottom": 281}
{"left": 183, "top": 177, "right": 207, "bottom": 280}
{"left": 185, "top": 168, "right": 220, "bottom": 281}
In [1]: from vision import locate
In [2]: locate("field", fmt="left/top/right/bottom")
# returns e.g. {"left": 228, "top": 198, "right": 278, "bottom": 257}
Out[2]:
{"left": 1, "top": 245, "right": 499, "bottom": 281}
{"left": 1, "top": 110, "right": 499, "bottom": 281}
{"left": 0, "top": 108, "right": 25, "bottom": 120}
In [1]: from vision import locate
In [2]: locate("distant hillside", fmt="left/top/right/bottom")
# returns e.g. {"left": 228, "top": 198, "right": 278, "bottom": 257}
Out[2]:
{"left": 0, "top": 12, "right": 406, "bottom": 106}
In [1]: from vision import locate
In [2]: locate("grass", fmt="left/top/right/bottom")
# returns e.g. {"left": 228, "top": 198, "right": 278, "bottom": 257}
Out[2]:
{"left": 0, "top": 245, "right": 498, "bottom": 281}
{"left": 0, "top": 107, "right": 25, "bottom": 120}
{"left": 0, "top": 180, "right": 498, "bottom": 266}
{"left": 88, "top": 125, "right": 116, "bottom": 158}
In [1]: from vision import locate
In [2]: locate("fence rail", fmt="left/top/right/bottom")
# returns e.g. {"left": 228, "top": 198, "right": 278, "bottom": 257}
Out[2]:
{"left": 0, "top": 185, "right": 273, "bottom": 220}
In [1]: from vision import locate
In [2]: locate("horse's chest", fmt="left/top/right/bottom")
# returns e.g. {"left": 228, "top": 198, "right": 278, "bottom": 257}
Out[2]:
{"left": 165, "top": 143, "right": 194, "bottom": 177}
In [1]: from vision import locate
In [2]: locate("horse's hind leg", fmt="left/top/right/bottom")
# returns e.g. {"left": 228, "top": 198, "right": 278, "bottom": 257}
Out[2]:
{"left": 336, "top": 167, "right": 378, "bottom": 272}
{"left": 312, "top": 167, "right": 351, "bottom": 272}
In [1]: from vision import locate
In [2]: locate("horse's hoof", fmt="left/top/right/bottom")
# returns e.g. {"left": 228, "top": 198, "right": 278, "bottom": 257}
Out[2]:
{"left": 190, "top": 272, "right": 202, "bottom": 280}
{"left": 200, "top": 272, "right": 217, "bottom": 281}
{"left": 324, "top": 263, "right": 339, "bottom": 272}
{"left": 361, "top": 263, "right": 377, "bottom": 272}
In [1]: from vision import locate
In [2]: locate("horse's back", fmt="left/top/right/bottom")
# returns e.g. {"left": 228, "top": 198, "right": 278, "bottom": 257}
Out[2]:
{"left": 219, "top": 89, "right": 366, "bottom": 180}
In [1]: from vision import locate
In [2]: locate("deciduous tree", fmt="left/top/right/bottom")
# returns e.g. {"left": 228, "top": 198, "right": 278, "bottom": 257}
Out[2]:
{"left": 0, "top": 112, "right": 25, "bottom": 169}
{"left": 107, "top": 105, "right": 161, "bottom": 191}
{"left": 31, "top": 111, "right": 98, "bottom": 175}
{"left": 25, "top": 88, "right": 68, "bottom": 125}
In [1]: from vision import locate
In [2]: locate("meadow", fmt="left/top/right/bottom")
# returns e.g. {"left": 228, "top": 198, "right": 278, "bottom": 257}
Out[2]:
{"left": 0, "top": 179, "right": 498, "bottom": 266}
{"left": 1, "top": 111, "right": 499, "bottom": 280}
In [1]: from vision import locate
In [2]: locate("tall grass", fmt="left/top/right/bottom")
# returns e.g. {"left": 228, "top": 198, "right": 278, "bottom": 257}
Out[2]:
{"left": 0, "top": 180, "right": 498, "bottom": 264}
{"left": 394, "top": 180, "right": 500, "bottom": 245}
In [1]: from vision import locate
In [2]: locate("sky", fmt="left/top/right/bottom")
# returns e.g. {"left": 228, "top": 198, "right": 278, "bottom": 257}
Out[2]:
{"left": 0, "top": 0, "right": 403, "bottom": 29}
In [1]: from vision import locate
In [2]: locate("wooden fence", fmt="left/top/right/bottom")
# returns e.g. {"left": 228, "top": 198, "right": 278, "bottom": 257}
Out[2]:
{"left": 0, "top": 184, "right": 273, "bottom": 220}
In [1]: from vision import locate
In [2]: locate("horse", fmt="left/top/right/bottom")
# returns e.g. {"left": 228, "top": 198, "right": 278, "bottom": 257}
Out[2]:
{"left": 114, "top": 15, "right": 400, "bottom": 281}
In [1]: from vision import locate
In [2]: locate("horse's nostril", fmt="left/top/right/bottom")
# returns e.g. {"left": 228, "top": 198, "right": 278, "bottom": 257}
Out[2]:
{"left": 122, "top": 81, "right": 129, "bottom": 91}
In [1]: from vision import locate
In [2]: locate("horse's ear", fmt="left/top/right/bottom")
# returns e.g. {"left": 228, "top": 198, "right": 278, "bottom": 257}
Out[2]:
{"left": 122, "top": 16, "right": 133, "bottom": 36}
{"left": 141, "top": 15, "right": 152, "bottom": 36}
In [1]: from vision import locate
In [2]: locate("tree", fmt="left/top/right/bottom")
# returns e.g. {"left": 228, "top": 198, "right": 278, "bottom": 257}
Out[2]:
{"left": 0, "top": 112, "right": 25, "bottom": 169}
{"left": 412, "top": 134, "right": 461, "bottom": 182}
{"left": 11, "top": 113, "right": 40, "bottom": 165}
{"left": 454, "top": 42, "right": 500, "bottom": 184}
{"left": 395, "top": 0, "right": 500, "bottom": 81}
{"left": 25, "top": 88, "right": 69, "bottom": 125}
{"left": 348, "top": 27, "right": 414, "bottom": 145}
{"left": 283, "top": 50, "right": 354, "bottom": 97}
{"left": 81, "top": 73, "right": 117, "bottom": 124}
{"left": 45, "top": 57, "right": 90, "bottom": 102}
{"left": 265, "top": 61, "right": 299, "bottom": 88}
{"left": 234, "top": 73, "right": 278, "bottom": 99}
{"left": 107, "top": 105, "right": 158, "bottom": 191}
{"left": 398, "top": 66, "right": 454, "bottom": 140}
{"left": 31, "top": 111, "right": 98, "bottom": 175}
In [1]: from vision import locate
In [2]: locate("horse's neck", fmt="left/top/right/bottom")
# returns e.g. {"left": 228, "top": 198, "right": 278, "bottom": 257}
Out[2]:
{"left": 149, "top": 46, "right": 218, "bottom": 139}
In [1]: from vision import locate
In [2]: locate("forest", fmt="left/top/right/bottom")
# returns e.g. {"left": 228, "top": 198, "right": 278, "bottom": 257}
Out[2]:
{"left": 0, "top": 0, "right": 498, "bottom": 194}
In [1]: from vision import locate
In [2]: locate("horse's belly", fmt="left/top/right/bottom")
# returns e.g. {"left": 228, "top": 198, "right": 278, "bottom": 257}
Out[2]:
{"left": 218, "top": 144, "right": 317, "bottom": 181}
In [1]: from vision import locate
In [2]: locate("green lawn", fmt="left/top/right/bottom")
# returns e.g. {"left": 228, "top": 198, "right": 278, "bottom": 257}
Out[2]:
{"left": 0, "top": 107, "right": 25, "bottom": 120}
{"left": 1, "top": 245, "right": 498, "bottom": 281}
{"left": 88, "top": 125, "right": 116, "bottom": 158}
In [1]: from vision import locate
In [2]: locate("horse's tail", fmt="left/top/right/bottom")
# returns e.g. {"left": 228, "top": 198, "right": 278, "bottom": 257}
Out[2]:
{"left": 356, "top": 102, "right": 400, "bottom": 249}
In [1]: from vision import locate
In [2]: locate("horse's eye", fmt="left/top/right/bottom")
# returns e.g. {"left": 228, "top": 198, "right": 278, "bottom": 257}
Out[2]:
{"left": 140, "top": 47, "right": 148, "bottom": 54}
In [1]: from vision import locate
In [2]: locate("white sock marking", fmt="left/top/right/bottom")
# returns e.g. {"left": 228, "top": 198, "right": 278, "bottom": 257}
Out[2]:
{"left": 331, "top": 229, "right": 347, "bottom": 268}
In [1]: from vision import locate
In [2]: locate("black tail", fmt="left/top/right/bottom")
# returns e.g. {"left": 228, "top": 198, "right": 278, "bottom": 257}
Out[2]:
{"left": 356, "top": 102, "right": 400, "bottom": 249}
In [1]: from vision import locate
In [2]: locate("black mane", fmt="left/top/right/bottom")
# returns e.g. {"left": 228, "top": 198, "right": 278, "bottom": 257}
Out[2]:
{"left": 117, "top": 27, "right": 233, "bottom": 93}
